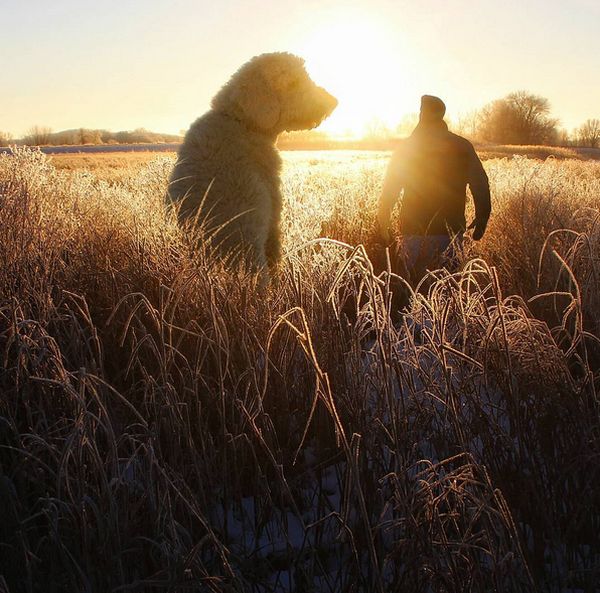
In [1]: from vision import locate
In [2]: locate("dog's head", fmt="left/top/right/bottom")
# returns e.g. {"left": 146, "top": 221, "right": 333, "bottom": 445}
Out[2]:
{"left": 212, "top": 52, "right": 338, "bottom": 134}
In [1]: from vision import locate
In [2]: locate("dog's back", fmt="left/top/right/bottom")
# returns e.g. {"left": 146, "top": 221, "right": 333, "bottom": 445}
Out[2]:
{"left": 167, "top": 111, "right": 282, "bottom": 267}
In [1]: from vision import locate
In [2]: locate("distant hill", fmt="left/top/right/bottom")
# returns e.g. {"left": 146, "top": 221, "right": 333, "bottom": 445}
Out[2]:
{"left": 15, "top": 127, "right": 183, "bottom": 147}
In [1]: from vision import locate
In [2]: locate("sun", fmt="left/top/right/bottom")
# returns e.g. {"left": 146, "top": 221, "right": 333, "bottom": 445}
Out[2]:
{"left": 294, "top": 17, "right": 413, "bottom": 137}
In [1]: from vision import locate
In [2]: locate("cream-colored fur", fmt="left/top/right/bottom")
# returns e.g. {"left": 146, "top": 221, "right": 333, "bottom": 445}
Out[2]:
{"left": 167, "top": 52, "right": 337, "bottom": 271}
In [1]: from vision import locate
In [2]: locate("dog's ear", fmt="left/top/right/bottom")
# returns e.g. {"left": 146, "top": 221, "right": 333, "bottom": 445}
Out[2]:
{"left": 233, "top": 76, "right": 280, "bottom": 131}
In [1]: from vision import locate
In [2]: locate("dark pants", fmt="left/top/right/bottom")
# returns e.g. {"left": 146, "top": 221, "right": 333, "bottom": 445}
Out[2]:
{"left": 399, "top": 233, "right": 463, "bottom": 275}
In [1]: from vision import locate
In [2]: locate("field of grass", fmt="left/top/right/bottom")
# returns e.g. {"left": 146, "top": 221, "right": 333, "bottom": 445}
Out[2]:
{"left": 1, "top": 147, "right": 599, "bottom": 592}
{"left": 45, "top": 142, "right": 600, "bottom": 184}
{"left": 49, "top": 152, "right": 168, "bottom": 184}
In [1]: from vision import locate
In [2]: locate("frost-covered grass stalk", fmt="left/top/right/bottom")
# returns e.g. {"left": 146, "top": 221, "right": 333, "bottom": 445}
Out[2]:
{"left": 0, "top": 148, "right": 599, "bottom": 592}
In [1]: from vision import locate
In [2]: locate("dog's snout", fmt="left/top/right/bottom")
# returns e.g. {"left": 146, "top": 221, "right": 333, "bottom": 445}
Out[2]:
{"left": 318, "top": 87, "right": 338, "bottom": 114}
{"left": 326, "top": 92, "right": 338, "bottom": 111}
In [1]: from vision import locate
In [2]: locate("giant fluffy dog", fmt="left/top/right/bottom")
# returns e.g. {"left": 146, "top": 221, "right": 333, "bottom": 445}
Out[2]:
{"left": 167, "top": 52, "right": 337, "bottom": 271}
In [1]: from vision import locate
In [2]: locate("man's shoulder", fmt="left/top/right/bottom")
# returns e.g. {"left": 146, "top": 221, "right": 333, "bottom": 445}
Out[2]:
{"left": 446, "top": 131, "right": 475, "bottom": 152}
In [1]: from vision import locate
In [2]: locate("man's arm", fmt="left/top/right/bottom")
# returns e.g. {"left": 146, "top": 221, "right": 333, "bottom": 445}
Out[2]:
{"left": 466, "top": 144, "right": 491, "bottom": 240}
{"left": 377, "top": 149, "right": 404, "bottom": 243}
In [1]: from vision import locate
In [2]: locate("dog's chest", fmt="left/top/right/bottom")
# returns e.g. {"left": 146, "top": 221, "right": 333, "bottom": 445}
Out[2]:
{"left": 248, "top": 143, "right": 283, "bottom": 211}
{"left": 252, "top": 143, "right": 281, "bottom": 191}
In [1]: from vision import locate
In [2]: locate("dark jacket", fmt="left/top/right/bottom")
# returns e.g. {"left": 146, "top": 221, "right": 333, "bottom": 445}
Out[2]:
{"left": 380, "top": 120, "right": 491, "bottom": 236}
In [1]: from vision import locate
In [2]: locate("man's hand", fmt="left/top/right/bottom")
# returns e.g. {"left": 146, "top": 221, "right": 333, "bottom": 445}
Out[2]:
{"left": 376, "top": 214, "right": 393, "bottom": 245}
{"left": 468, "top": 218, "right": 487, "bottom": 241}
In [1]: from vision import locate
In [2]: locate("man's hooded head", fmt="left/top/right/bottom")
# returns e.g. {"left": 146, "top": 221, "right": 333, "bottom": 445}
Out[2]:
{"left": 419, "top": 95, "right": 446, "bottom": 123}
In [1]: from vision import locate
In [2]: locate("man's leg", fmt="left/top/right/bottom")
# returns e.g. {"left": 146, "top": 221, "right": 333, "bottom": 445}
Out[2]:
{"left": 402, "top": 235, "right": 452, "bottom": 277}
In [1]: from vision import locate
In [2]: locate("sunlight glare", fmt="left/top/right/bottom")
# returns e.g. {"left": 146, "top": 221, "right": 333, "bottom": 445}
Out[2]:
{"left": 296, "top": 18, "right": 413, "bottom": 137}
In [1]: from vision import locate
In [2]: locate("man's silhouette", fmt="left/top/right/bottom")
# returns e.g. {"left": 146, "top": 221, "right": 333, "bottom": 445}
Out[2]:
{"left": 377, "top": 95, "right": 491, "bottom": 271}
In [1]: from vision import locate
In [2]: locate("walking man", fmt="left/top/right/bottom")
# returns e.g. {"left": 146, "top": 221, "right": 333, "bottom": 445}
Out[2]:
{"left": 376, "top": 95, "right": 491, "bottom": 274}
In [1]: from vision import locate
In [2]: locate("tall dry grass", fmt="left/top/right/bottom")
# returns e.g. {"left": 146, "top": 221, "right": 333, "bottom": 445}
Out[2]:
{"left": 0, "top": 147, "right": 599, "bottom": 592}
{"left": 49, "top": 152, "right": 165, "bottom": 184}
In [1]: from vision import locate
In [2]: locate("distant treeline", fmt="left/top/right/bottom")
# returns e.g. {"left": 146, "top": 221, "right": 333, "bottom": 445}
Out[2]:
{"left": 282, "top": 91, "right": 600, "bottom": 150}
{"left": 0, "top": 126, "right": 182, "bottom": 147}
{"left": 1, "top": 90, "right": 599, "bottom": 149}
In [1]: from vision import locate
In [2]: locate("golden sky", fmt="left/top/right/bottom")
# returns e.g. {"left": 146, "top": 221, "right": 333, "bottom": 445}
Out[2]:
{"left": 2, "top": 0, "right": 599, "bottom": 137}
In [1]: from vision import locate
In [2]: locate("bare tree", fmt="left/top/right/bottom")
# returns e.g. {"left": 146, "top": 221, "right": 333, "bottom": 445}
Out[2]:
{"left": 556, "top": 128, "right": 571, "bottom": 147}
{"left": 452, "top": 110, "right": 482, "bottom": 140}
{"left": 394, "top": 113, "right": 419, "bottom": 137}
{"left": 576, "top": 119, "right": 600, "bottom": 148}
{"left": 363, "top": 117, "right": 393, "bottom": 140}
{"left": 78, "top": 128, "right": 102, "bottom": 145}
{"left": 477, "top": 91, "right": 558, "bottom": 145}
{"left": 0, "top": 131, "right": 13, "bottom": 147}
{"left": 24, "top": 125, "right": 53, "bottom": 146}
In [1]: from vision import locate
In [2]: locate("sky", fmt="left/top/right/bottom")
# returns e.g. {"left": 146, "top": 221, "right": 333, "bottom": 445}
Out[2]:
{"left": 2, "top": 0, "right": 599, "bottom": 137}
